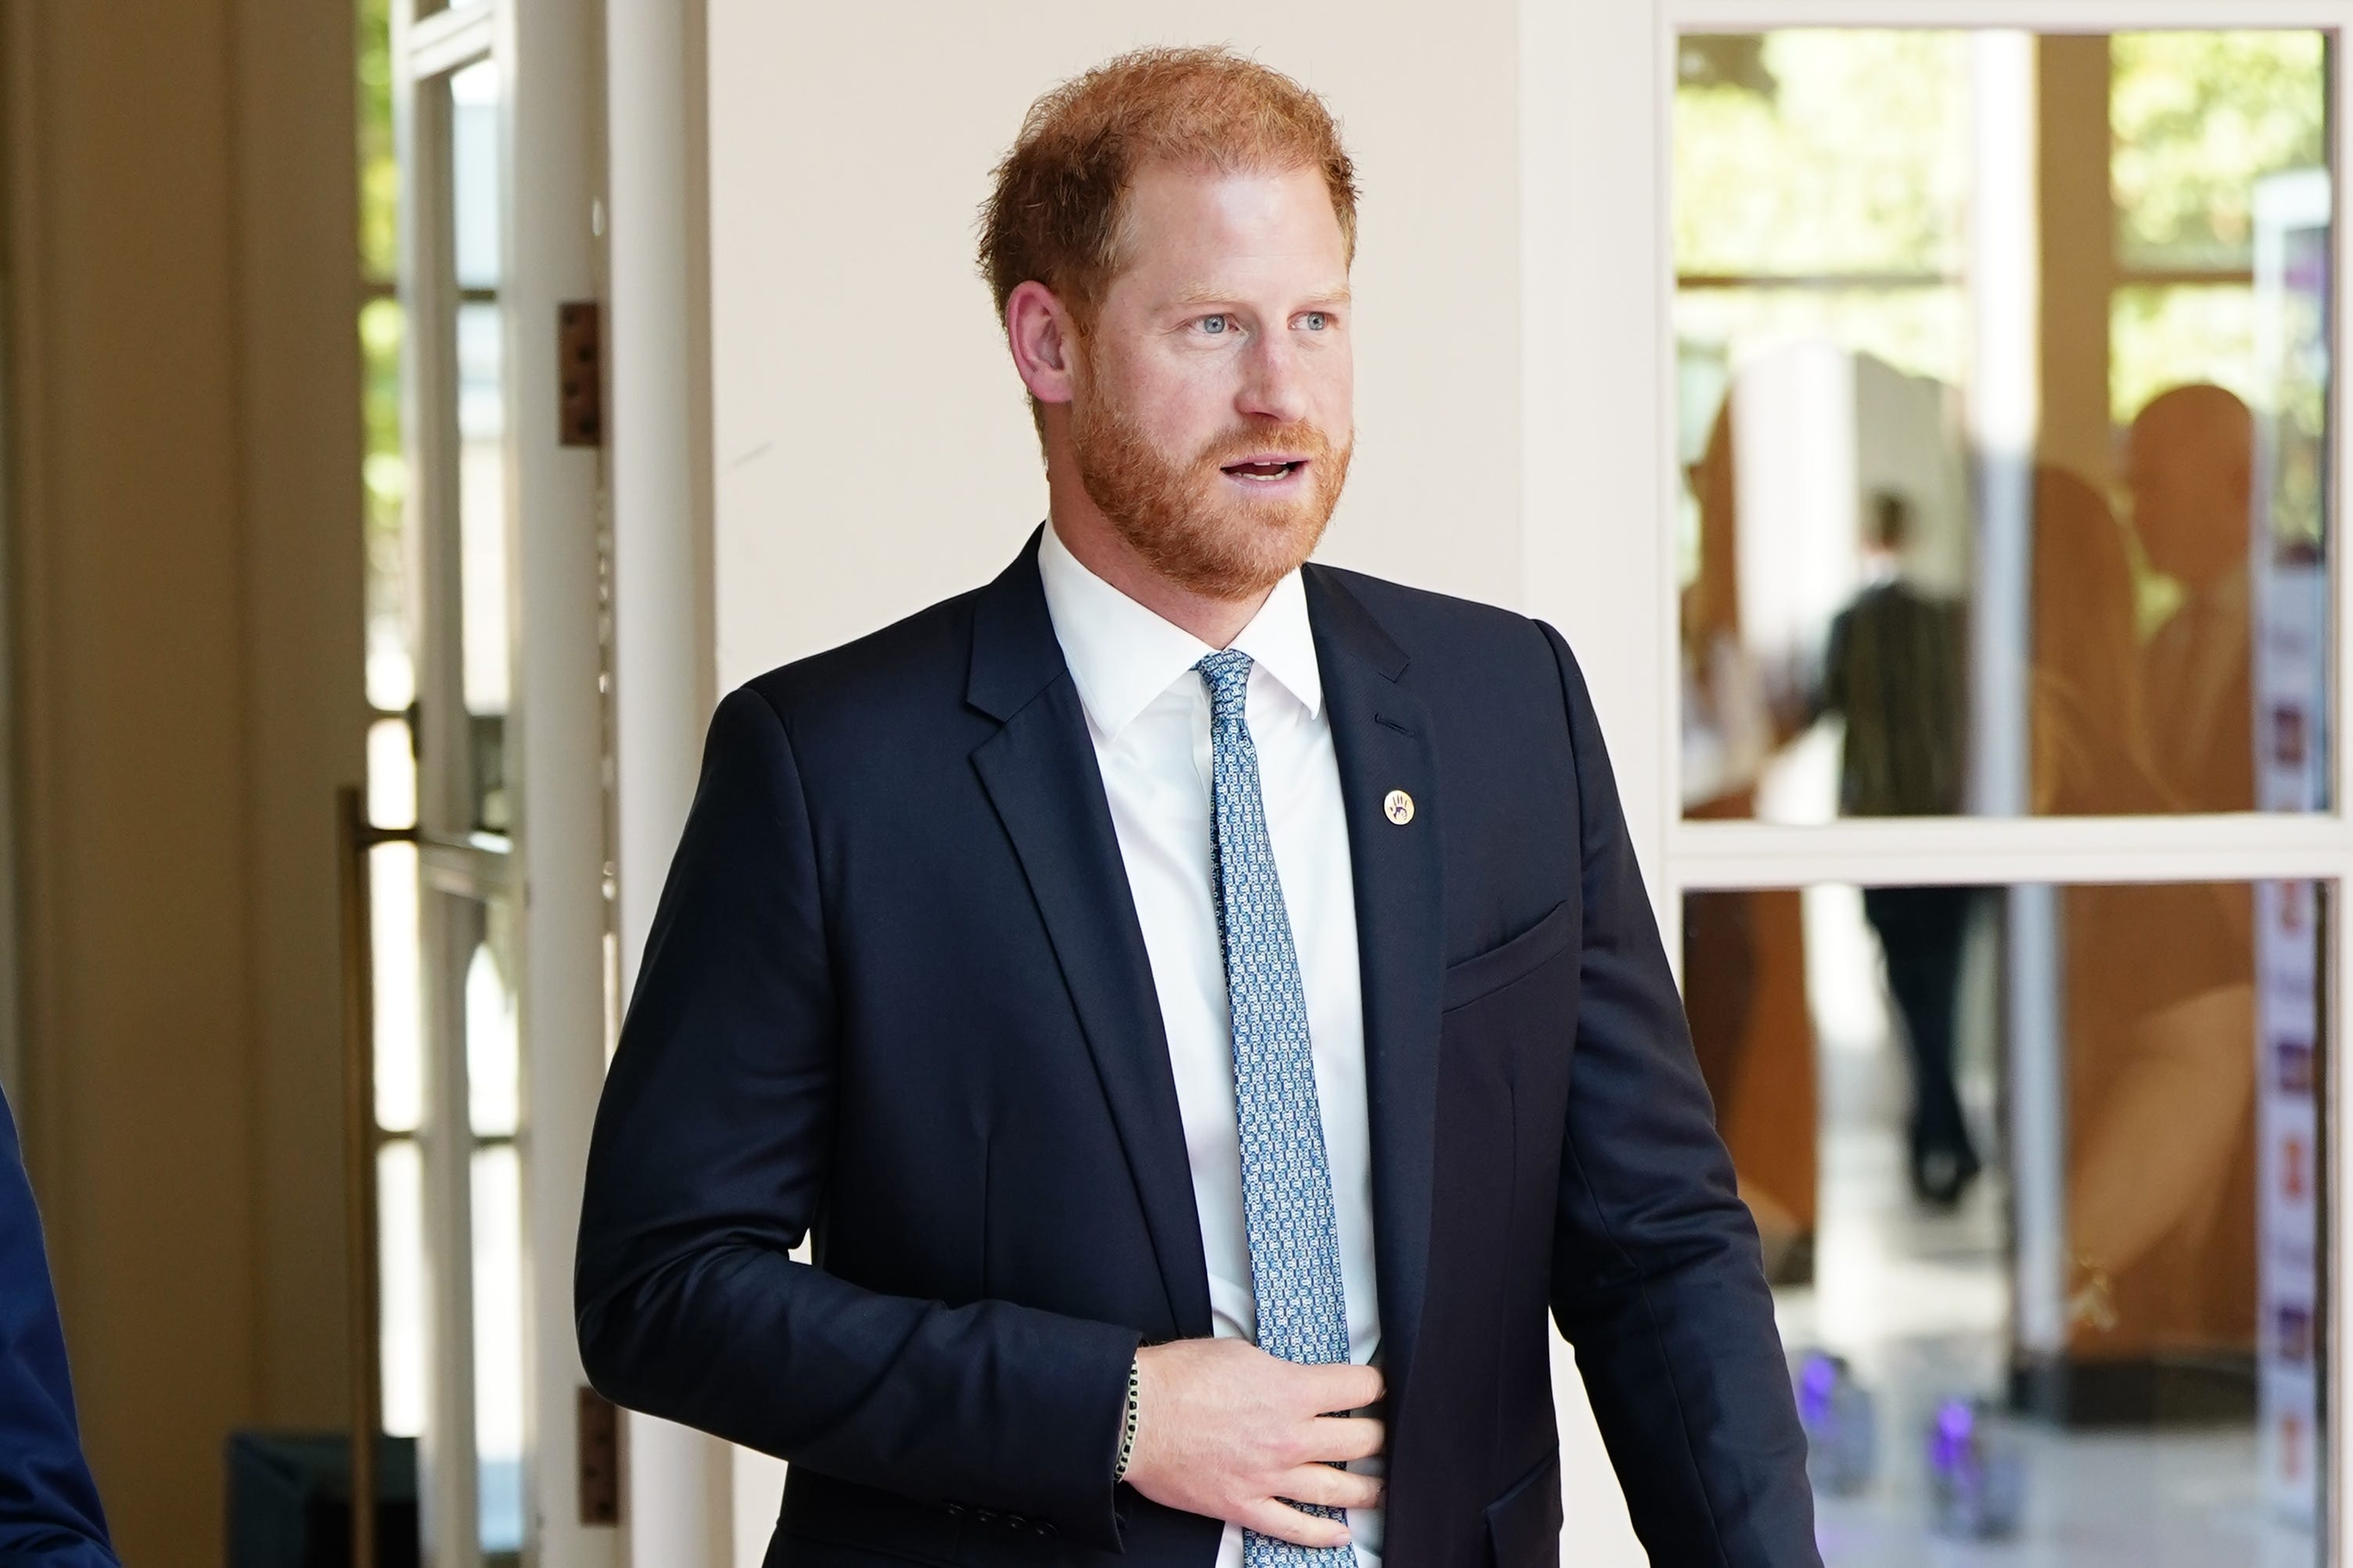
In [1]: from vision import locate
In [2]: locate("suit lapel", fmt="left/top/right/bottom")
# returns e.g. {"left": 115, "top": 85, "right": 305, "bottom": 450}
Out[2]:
{"left": 967, "top": 534, "right": 1212, "bottom": 1340}
{"left": 1304, "top": 567, "right": 1445, "bottom": 1418}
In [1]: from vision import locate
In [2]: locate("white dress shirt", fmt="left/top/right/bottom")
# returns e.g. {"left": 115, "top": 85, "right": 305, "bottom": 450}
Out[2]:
{"left": 1037, "top": 522, "right": 1384, "bottom": 1568}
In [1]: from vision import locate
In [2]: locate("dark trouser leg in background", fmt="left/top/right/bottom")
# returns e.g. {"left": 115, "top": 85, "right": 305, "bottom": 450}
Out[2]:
{"left": 1861, "top": 884, "right": 1980, "bottom": 1204}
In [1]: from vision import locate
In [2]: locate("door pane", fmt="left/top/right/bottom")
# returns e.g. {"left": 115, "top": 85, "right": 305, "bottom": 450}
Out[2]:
{"left": 471, "top": 1142, "right": 524, "bottom": 1560}
{"left": 1675, "top": 31, "right": 2331, "bottom": 823}
{"left": 379, "top": 1137, "right": 429, "bottom": 1440}
{"left": 464, "top": 909, "right": 519, "bottom": 1139}
{"left": 449, "top": 55, "right": 509, "bottom": 836}
{"left": 372, "top": 840, "right": 425, "bottom": 1135}
{"left": 451, "top": 59, "right": 501, "bottom": 292}
{"left": 1680, "top": 878, "right": 2324, "bottom": 1558}
{"left": 361, "top": 296, "right": 414, "bottom": 714}
{"left": 440, "top": 883, "right": 524, "bottom": 1562}
{"left": 457, "top": 299, "right": 509, "bottom": 834}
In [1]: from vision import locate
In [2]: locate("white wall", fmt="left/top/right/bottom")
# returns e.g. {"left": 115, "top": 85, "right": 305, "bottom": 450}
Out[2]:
{"left": 704, "top": 2, "right": 1644, "bottom": 1561}
{"left": 706, "top": 1, "right": 1524, "bottom": 682}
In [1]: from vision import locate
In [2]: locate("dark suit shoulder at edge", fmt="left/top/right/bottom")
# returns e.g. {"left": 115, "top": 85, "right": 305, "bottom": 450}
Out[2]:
{"left": 733, "top": 582, "right": 991, "bottom": 723}
{"left": 1309, "top": 562, "right": 1564, "bottom": 673}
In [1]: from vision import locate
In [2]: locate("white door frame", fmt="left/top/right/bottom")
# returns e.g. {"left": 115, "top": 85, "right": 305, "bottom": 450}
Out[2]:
{"left": 1524, "top": 1, "right": 2353, "bottom": 1559}
{"left": 602, "top": 0, "right": 731, "bottom": 1561}
{"left": 500, "top": 0, "right": 610, "bottom": 1563}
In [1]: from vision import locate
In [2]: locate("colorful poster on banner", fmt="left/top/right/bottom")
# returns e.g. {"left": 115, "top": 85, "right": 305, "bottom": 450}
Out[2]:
{"left": 2251, "top": 166, "right": 2329, "bottom": 1530}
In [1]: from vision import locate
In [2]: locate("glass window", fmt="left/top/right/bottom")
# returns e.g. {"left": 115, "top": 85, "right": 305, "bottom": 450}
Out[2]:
{"left": 444, "top": 885, "right": 524, "bottom": 1561}
{"left": 464, "top": 909, "right": 519, "bottom": 1140}
{"left": 472, "top": 1142, "right": 524, "bottom": 1559}
{"left": 451, "top": 59, "right": 503, "bottom": 292}
{"left": 359, "top": 0, "right": 411, "bottom": 719}
{"left": 450, "top": 59, "right": 511, "bottom": 836}
{"left": 1675, "top": 31, "right": 2331, "bottom": 822}
{"left": 1683, "top": 878, "right": 2322, "bottom": 1556}
{"left": 377, "top": 1137, "right": 429, "bottom": 1440}
{"left": 2112, "top": 32, "right": 2327, "bottom": 273}
{"left": 371, "top": 841, "right": 424, "bottom": 1136}
{"left": 357, "top": 0, "right": 397, "bottom": 283}
{"left": 361, "top": 296, "right": 413, "bottom": 716}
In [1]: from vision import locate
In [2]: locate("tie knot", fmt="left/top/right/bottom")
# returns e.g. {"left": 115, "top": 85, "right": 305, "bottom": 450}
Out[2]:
{"left": 1195, "top": 648, "right": 1254, "bottom": 719}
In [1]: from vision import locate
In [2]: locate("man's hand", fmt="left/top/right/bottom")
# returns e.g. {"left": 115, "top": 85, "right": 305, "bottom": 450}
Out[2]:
{"left": 1121, "top": 1339, "right": 1385, "bottom": 1549}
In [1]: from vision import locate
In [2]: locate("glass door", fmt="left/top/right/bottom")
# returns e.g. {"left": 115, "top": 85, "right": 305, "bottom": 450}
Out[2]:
{"left": 346, "top": 2, "right": 612, "bottom": 1568}
{"left": 1529, "top": 4, "right": 2353, "bottom": 1563}
{"left": 390, "top": 15, "right": 523, "bottom": 1565}
{"left": 1666, "top": 20, "right": 2336, "bottom": 1563}
{"left": 350, "top": 2, "right": 612, "bottom": 1565}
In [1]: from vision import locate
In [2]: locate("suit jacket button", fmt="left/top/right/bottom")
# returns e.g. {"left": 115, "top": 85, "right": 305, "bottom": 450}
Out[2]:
{"left": 975, "top": 1508, "right": 997, "bottom": 1524}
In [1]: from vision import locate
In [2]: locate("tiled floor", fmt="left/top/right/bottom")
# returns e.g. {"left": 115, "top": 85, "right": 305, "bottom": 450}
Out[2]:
{"left": 1778, "top": 1017, "right": 2319, "bottom": 1566}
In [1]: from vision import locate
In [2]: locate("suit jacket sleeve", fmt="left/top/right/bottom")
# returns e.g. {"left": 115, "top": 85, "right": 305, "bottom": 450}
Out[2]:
{"left": 0, "top": 1087, "right": 119, "bottom": 1566}
{"left": 1537, "top": 623, "right": 1820, "bottom": 1566}
{"left": 575, "top": 686, "right": 1141, "bottom": 1547}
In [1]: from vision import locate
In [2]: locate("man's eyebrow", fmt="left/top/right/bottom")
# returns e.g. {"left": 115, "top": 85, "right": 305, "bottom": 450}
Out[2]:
{"left": 1162, "top": 285, "right": 1353, "bottom": 310}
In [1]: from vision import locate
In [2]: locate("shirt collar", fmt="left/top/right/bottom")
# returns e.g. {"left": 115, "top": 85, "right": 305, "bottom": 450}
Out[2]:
{"left": 1036, "top": 519, "right": 1324, "bottom": 741}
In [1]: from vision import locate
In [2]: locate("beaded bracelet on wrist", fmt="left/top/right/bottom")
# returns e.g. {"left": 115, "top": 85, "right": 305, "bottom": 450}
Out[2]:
{"left": 1113, "top": 1356, "right": 1141, "bottom": 1482}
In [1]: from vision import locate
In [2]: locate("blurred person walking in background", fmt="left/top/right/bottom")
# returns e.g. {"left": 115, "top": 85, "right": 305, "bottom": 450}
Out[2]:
{"left": 1816, "top": 492, "right": 1978, "bottom": 1206}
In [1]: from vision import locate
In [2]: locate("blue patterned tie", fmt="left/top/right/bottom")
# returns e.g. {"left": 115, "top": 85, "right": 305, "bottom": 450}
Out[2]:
{"left": 1196, "top": 650, "right": 1357, "bottom": 1567}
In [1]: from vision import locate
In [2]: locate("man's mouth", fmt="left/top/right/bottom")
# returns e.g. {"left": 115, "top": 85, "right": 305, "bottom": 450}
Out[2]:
{"left": 1221, "top": 457, "right": 1309, "bottom": 483}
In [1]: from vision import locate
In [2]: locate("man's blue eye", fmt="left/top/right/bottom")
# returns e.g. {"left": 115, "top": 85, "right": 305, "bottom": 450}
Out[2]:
{"left": 1302, "top": 312, "right": 1327, "bottom": 331}
{"left": 1202, "top": 315, "right": 1228, "bottom": 334}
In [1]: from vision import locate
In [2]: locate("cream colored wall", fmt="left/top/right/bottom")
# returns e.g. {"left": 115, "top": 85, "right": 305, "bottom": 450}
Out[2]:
{"left": 706, "top": 1, "right": 1523, "bottom": 685}
{"left": 2, "top": 0, "right": 363, "bottom": 1559}
{"left": 704, "top": 5, "right": 1650, "bottom": 1561}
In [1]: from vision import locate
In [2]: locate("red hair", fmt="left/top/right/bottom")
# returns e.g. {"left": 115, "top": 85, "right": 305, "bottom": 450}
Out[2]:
{"left": 979, "top": 45, "right": 1358, "bottom": 335}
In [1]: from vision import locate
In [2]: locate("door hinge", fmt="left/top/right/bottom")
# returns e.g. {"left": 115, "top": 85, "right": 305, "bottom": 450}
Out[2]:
{"left": 559, "top": 300, "right": 603, "bottom": 447}
{"left": 578, "top": 1384, "right": 621, "bottom": 1525}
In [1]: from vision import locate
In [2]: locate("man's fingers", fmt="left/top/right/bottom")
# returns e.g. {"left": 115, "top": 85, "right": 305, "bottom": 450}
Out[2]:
{"left": 1238, "top": 1498, "right": 1353, "bottom": 1551}
{"left": 1293, "top": 1358, "right": 1383, "bottom": 1415}
{"left": 1302, "top": 1415, "right": 1385, "bottom": 1464}
{"left": 1278, "top": 1463, "right": 1385, "bottom": 1512}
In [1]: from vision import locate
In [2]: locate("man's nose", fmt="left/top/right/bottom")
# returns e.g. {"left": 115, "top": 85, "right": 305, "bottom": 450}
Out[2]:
{"left": 1236, "top": 336, "right": 1309, "bottom": 425}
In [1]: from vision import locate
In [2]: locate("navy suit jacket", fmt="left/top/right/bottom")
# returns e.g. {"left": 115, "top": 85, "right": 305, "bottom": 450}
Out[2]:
{"left": 0, "top": 1086, "right": 117, "bottom": 1566}
{"left": 576, "top": 536, "right": 1816, "bottom": 1566}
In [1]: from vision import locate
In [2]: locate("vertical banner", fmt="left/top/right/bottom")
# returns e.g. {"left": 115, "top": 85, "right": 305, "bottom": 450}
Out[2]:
{"left": 2251, "top": 167, "right": 2330, "bottom": 1529}
{"left": 2254, "top": 875, "right": 2322, "bottom": 1527}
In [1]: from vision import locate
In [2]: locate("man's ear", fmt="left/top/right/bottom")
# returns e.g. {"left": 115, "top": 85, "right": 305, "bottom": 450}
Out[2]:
{"left": 1006, "top": 280, "right": 1080, "bottom": 407}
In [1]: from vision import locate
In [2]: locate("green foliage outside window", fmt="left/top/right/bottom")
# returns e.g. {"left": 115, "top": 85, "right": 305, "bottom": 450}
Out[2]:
{"left": 360, "top": 0, "right": 397, "bottom": 283}
{"left": 1676, "top": 30, "right": 2328, "bottom": 422}
{"left": 1673, "top": 32, "right": 1969, "bottom": 391}
{"left": 1674, "top": 31, "right": 1970, "bottom": 282}
{"left": 2113, "top": 30, "right": 2326, "bottom": 271}
{"left": 358, "top": 0, "right": 411, "bottom": 712}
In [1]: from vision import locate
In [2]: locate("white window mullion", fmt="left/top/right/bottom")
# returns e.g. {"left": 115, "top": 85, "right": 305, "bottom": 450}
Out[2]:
{"left": 1671, "top": 814, "right": 2353, "bottom": 891}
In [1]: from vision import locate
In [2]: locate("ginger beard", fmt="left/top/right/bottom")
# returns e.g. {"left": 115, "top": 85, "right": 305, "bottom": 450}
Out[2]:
{"left": 1068, "top": 351, "right": 1353, "bottom": 601}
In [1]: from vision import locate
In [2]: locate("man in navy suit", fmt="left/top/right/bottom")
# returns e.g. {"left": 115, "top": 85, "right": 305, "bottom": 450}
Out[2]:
{"left": 0, "top": 1085, "right": 118, "bottom": 1565}
{"left": 577, "top": 46, "right": 1815, "bottom": 1567}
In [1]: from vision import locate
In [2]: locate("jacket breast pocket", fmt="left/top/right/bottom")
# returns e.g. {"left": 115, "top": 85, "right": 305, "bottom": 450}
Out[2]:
{"left": 1443, "top": 900, "right": 1575, "bottom": 1014}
